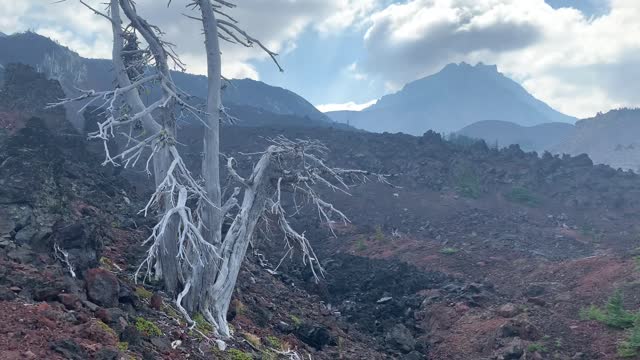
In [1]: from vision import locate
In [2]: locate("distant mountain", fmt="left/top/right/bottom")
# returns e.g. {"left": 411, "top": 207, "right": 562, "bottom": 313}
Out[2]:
{"left": 326, "top": 62, "right": 576, "bottom": 135}
{"left": 458, "top": 120, "right": 575, "bottom": 151}
{"left": 553, "top": 109, "right": 640, "bottom": 171}
{"left": 0, "top": 32, "right": 7, "bottom": 38}
{"left": 0, "top": 31, "right": 331, "bottom": 127}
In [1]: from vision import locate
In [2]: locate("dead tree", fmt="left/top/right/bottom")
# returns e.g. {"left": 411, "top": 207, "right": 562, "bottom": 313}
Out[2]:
{"left": 51, "top": 0, "right": 388, "bottom": 339}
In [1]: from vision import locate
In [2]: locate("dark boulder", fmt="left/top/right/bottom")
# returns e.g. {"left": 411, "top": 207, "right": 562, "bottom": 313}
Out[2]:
{"left": 46, "top": 222, "right": 104, "bottom": 274}
{"left": 384, "top": 324, "right": 417, "bottom": 353}
{"left": 294, "top": 323, "right": 337, "bottom": 350}
{"left": 85, "top": 268, "right": 119, "bottom": 307}
{"left": 95, "top": 348, "right": 119, "bottom": 360}
{"left": 50, "top": 339, "right": 88, "bottom": 360}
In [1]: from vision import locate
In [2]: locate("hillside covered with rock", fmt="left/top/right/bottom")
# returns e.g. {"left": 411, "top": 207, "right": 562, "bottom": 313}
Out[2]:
{"left": 2, "top": 65, "right": 640, "bottom": 360}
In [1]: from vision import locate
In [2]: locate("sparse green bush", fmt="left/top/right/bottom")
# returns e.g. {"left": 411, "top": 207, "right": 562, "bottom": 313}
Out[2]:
{"left": 605, "top": 292, "right": 636, "bottom": 329}
{"left": 266, "top": 335, "right": 282, "bottom": 349}
{"left": 505, "top": 186, "right": 538, "bottom": 206}
{"left": 439, "top": 247, "right": 459, "bottom": 255}
{"left": 290, "top": 315, "right": 302, "bottom": 328}
{"left": 135, "top": 286, "right": 153, "bottom": 300}
{"left": 374, "top": 226, "right": 385, "bottom": 242}
{"left": 580, "top": 292, "right": 635, "bottom": 329}
{"left": 555, "top": 338, "right": 563, "bottom": 349}
{"left": 135, "top": 317, "right": 162, "bottom": 337}
{"left": 618, "top": 322, "right": 640, "bottom": 358}
{"left": 261, "top": 350, "right": 277, "bottom": 360}
{"left": 527, "top": 343, "right": 547, "bottom": 353}
{"left": 193, "top": 313, "right": 213, "bottom": 334}
{"left": 356, "top": 238, "right": 367, "bottom": 251}
{"left": 581, "top": 292, "right": 640, "bottom": 357}
{"left": 228, "top": 349, "right": 253, "bottom": 360}
{"left": 456, "top": 172, "right": 482, "bottom": 198}
{"left": 96, "top": 320, "right": 117, "bottom": 338}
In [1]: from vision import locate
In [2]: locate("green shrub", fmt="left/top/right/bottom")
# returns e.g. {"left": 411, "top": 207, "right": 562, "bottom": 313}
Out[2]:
{"left": 527, "top": 343, "right": 547, "bottom": 353}
{"left": 554, "top": 338, "right": 563, "bottom": 349}
{"left": 96, "top": 320, "right": 117, "bottom": 338}
{"left": 605, "top": 292, "right": 636, "bottom": 329}
{"left": 228, "top": 349, "right": 253, "bottom": 360}
{"left": 135, "top": 286, "right": 153, "bottom": 300}
{"left": 135, "top": 317, "right": 162, "bottom": 337}
{"left": 505, "top": 186, "right": 538, "bottom": 206}
{"left": 618, "top": 322, "right": 640, "bottom": 358}
{"left": 290, "top": 315, "right": 302, "bottom": 328}
{"left": 192, "top": 313, "right": 213, "bottom": 334}
{"left": 355, "top": 238, "right": 367, "bottom": 251}
{"left": 581, "top": 292, "right": 640, "bottom": 357}
{"left": 456, "top": 173, "right": 481, "bottom": 198}
{"left": 580, "top": 292, "right": 636, "bottom": 329}
{"left": 374, "top": 226, "right": 385, "bottom": 242}
{"left": 439, "top": 247, "right": 459, "bottom": 255}
{"left": 266, "top": 336, "right": 282, "bottom": 349}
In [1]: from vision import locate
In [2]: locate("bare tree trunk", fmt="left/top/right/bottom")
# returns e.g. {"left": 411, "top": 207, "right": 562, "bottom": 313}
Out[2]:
{"left": 200, "top": 0, "right": 223, "bottom": 246}
{"left": 152, "top": 145, "right": 181, "bottom": 295}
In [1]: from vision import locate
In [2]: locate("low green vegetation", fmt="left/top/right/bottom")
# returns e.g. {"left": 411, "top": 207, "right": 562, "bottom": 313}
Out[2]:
{"left": 260, "top": 350, "right": 277, "bottom": 360}
{"left": 290, "top": 315, "right": 302, "bottom": 328}
{"left": 117, "top": 342, "right": 129, "bottom": 351}
{"left": 455, "top": 172, "right": 482, "bottom": 199}
{"left": 554, "top": 338, "right": 563, "bottom": 349}
{"left": 135, "top": 286, "right": 153, "bottom": 300}
{"left": 580, "top": 291, "right": 640, "bottom": 357}
{"left": 580, "top": 292, "right": 635, "bottom": 329}
{"left": 193, "top": 313, "right": 213, "bottom": 334}
{"left": 355, "top": 238, "right": 367, "bottom": 251}
{"left": 527, "top": 343, "right": 547, "bottom": 353}
{"left": 96, "top": 320, "right": 117, "bottom": 338}
{"left": 618, "top": 324, "right": 640, "bottom": 358}
{"left": 265, "top": 335, "right": 282, "bottom": 349}
{"left": 374, "top": 225, "right": 385, "bottom": 242}
{"left": 135, "top": 316, "right": 162, "bottom": 337}
{"left": 228, "top": 349, "right": 253, "bottom": 360}
{"left": 439, "top": 247, "right": 459, "bottom": 255}
{"left": 505, "top": 186, "right": 538, "bottom": 206}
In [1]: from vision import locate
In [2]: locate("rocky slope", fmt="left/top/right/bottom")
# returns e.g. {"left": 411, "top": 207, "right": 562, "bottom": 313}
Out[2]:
{"left": 553, "top": 108, "right": 640, "bottom": 171}
{"left": 3, "top": 65, "right": 640, "bottom": 360}
{"left": 326, "top": 62, "right": 576, "bottom": 135}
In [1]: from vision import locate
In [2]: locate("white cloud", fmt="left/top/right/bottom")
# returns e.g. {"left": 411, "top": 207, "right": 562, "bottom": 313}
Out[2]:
{"left": 345, "top": 62, "right": 368, "bottom": 80}
{"left": 360, "top": 0, "right": 640, "bottom": 117}
{"left": 0, "top": 0, "right": 378, "bottom": 78}
{"left": 316, "top": 99, "right": 378, "bottom": 112}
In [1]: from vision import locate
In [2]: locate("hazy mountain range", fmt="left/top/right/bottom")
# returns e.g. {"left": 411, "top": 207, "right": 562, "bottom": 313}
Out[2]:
{"left": 2, "top": 31, "right": 638, "bottom": 171}
{"left": 553, "top": 108, "right": 640, "bottom": 171}
{"left": 458, "top": 120, "right": 575, "bottom": 152}
{"left": 0, "top": 32, "right": 331, "bottom": 128}
{"left": 326, "top": 62, "right": 577, "bottom": 135}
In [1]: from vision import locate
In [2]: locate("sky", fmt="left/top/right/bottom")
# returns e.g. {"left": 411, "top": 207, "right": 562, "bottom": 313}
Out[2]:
{"left": 0, "top": 0, "right": 638, "bottom": 118}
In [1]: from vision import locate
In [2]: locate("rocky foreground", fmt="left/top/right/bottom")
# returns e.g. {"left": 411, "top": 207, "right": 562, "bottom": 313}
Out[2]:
{"left": 2, "top": 65, "right": 640, "bottom": 359}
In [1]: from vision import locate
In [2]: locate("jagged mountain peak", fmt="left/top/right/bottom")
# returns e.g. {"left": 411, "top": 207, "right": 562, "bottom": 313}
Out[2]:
{"left": 328, "top": 62, "right": 576, "bottom": 135}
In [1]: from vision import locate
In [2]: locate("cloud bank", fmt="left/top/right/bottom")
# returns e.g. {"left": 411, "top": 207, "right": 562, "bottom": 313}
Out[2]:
{"left": 1, "top": 0, "right": 639, "bottom": 117}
